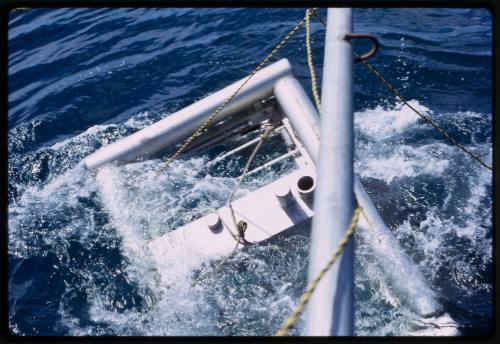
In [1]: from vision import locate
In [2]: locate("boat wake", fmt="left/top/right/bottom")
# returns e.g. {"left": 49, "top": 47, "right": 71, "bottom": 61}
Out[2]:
{"left": 8, "top": 100, "right": 491, "bottom": 336}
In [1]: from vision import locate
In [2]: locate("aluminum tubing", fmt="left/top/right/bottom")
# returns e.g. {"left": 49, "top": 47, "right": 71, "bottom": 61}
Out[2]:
{"left": 274, "top": 76, "right": 320, "bottom": 161}
{"left": 354, "top": 177, "right": 444, "bottom": 317}
{"left": 274, "top": 76, "right": 321, "bottom": 138}
{"left": 83, "top": 58, "right": 294, "bottom": 171}
{"left": 277, "top": 81, "right": 445, "bottom": 320}
{"left": 305, "top": 8, "right": 354, "bottom": 336}
{"left": 273, "top": 40, "right": 444, "bottom": 324}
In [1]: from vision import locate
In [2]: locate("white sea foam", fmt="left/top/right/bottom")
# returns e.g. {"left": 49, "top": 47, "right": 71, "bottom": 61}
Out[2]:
{"left": 354, "top": 100, "right": 430, "bottom": 140}
{"left": 390, "top": 166, "right": 492, "bottom": 323}
{"left": 85, "top": 150, "right": 301, "bottom": 335}
{"left": 8, "top": 102, "right": 492, "bottom": 336}
{"left": 357, "top": 143, "right": 450, "bottom": 184}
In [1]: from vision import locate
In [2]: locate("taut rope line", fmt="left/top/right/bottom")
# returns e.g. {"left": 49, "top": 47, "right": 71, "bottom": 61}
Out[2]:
{"left": 155, "top": 10, "right": 317, "bottom": 177}
{"left": 312, "top": 13, "right": 492, "bottom": 172}
{"left": 274, "top": 207, "right": 361, "bottom": 336}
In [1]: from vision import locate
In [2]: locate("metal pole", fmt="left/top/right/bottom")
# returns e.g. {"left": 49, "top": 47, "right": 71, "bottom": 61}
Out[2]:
{"left": 83, "top": 59, "right": 293, "bottom": 171}
{"left": 274, "top": 76, "right": 320, "bottom": 159}
{"left": 274, "top": 56, "right": 452, "bottom": 332}
{"left": 304, "top": 8, "right": 354, "bottom": 336}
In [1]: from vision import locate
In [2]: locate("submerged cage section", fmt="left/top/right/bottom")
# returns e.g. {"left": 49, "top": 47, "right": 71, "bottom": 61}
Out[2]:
{"left": 81, "top": 58, "right": 458, "bottom": 334}
{"left": 83, "top": 58, "right": 321, "bottom": 260}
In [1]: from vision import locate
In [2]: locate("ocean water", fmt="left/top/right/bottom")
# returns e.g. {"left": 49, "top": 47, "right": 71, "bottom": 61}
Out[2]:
{"left": 7, "top": 8, "right": 492, "bottom": 336}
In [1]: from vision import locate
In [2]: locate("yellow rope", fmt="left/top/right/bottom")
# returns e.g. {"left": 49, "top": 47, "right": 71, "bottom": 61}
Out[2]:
{"left": 226, "top": 124, "right": 275, "bottom": 246}
{"left": 359, "top": 206, "right": 374, "bottom": 232}
{"left": 305, "top": 8, "right": 321, "bottom": 111}
{"left": 357, "top": 59, "right": 492, "bottom": 171}
{"left": 274, "top": 207, "right": 361, "bottom": 336}
{"left": 311, "top": 13, "right": 492, "bottom": 172}
{"left": 155, "top": 10, "right": 316, "bottom": 177}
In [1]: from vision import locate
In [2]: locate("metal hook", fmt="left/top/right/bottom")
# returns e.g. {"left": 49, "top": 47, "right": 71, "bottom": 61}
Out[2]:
{"left": 344, "top": 33, "right": 380, "bottom": 63}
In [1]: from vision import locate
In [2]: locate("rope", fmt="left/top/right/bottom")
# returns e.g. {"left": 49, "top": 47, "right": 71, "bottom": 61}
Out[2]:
{"left": 274, "top": 207, "right": 361, "bottom": 336}
{"left": 358, "top": 205, "right": 383, "bottom": 245}
{"left": 226, "top": 124, "right": 275, "bottom": 207}
{"left": 217, "top": 210, "right": 247, "bottom": 247}
{"left": 306, "top": 8, "right": 321, "bottom": 111}
{"left": 359, "top": 206, "right": 375, "bottom": 232}
{"left": 226, "top": 124, "right": 275, "bottom": 246}
{"left": 155, "top": 10, "right": 316, "bottom": 178}
{"left": 358, "top": 59, "right": 492, "bottom": 171}
{"left": 312, "top": 11, "right": 327, "bottom": 26}
{"left": 312, "top": 14, "right": 492, "bottom": 172}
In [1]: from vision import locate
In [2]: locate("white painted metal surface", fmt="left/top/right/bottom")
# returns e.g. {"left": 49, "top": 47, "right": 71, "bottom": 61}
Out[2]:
{"left": 305, "top": 8, "right": 355, "bottom": 336}
{"left": 272, "top": 70, "right": 450, "bottom": 323}
{"left": 274, "top": 76, "right": 320, "bottom": 166}
{"left": 83, "top": 59, "right": 293, "bottom": 171}
{"left": 354, "top": 177, "right": 444, "bottom": 318}
{"left": 148, "top": 168, "right": 315, "bottom": 282}
{"left": 274, "top": 76, "right": 320, "bottom": 139}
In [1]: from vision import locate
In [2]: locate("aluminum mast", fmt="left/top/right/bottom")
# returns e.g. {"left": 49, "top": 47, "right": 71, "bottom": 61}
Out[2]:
{"left": 304, "top": 8, "right": 354, "bottom": 336}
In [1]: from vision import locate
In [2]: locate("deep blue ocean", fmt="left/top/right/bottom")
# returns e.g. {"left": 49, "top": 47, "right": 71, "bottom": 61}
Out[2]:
{"left": 7, "top": 8, "right": 492, "bottom": 336}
